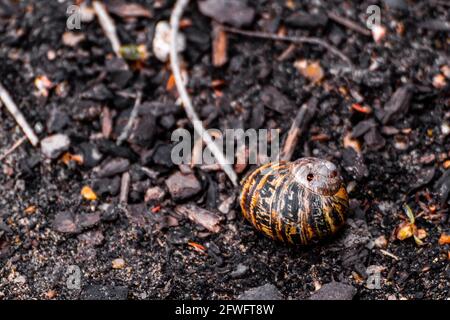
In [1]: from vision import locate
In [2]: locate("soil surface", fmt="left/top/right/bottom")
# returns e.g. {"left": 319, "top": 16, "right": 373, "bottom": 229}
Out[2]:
{"left": 0, "top": 0, "right": 449, "bottom": 300}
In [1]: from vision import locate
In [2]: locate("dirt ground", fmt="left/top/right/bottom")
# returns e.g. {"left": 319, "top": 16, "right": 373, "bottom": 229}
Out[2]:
{"left": 0, "top": 0, "right": 449, "bottom": 300}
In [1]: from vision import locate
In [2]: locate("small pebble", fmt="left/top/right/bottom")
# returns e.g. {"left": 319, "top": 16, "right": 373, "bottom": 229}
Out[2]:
{"left": 112, "top": 258, "right": 126, "bottom": 269}
{"left": 41, "top": 134, "right": 70, "bottom": 159}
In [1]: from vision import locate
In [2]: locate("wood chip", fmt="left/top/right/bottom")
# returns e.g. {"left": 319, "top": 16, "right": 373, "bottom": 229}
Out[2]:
{"left": 212, "top": 23, "right": 228, "bottom": 67}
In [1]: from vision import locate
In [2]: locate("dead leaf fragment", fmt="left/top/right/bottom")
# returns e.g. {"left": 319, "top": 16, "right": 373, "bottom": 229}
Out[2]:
{"left": 396, "top": 222, "right": 414, "bottom": 241}
{"left": 438, "top": 233, "right": 450, "bottom": 245}
{"left": 343, "top": 132, "right": 361, "bottom": 153}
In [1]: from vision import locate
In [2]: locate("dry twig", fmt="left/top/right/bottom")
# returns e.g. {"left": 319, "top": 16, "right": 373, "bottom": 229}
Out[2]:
{"left": 0, "top": 136, "right": 27, "bottom": 161}
{"left": 119, "top": 171, "right": 131, "bottom": 204}
{"left": 170, "top": 0, "right": 238, "bottom": 186}
{"left": 0, "top": 82, "right": 39, "bottom": 147}
{"left": 93, "top": 1, "right": 121, "bottom": 57}
{"left": 281, "top": 98, "right": 318, "bottom": 161}
{"left": 223, "top": 26, "right": 353, "bottom": 67}
{"left": 328, "top": 12, "right": 371, "bottom": 37}
{"left": 116, "top": 92, "right": 142, "bottom": 145}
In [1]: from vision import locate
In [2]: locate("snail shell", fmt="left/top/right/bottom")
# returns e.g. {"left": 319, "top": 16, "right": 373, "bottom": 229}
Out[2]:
{"left": 240, "top": 157, "right": 349, "bottom": 245}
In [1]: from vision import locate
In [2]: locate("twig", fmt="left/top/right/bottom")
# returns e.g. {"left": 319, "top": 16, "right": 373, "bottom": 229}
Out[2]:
{"left": 119, "top": 171, "right": 130, "bottom": 204}
{"left": 223, "top": 26, "right": 353, "bottom": 67}
{"left": 93, "top": 1, "right": 121, "bottom": 57}
{"left": 0, "top": 136, "right": 27, "bottom": 161}
{"left": 328, "top": 12, "right": 371, "bottom": 37}
{"left": 116, "top": 92, "right": 142, "bottom": 145}
{"left": 379, "top": 249, "right": 400, "bottom": 261}
{"left": 0, "top": 82, "right": 39, "bottom": 147}
{"left": 170, "top": 0, "right": 238, "bottom": 187}
{"left": 281, "top": 98, "right": 318, "bottom": 161}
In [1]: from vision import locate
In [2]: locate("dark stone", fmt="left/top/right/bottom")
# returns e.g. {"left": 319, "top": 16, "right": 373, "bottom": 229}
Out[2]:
{"left": 381, "top": 85, "right": 414, "bottom": 125}
{"left": 198, "top": 0, "right": 255, "bottom": 28}
{"left": 309, "top": 282, "right": 356, "bottom": 300}
{"left": 434, "top": 170, "right": 450, "bottom": 205}
{"left": 342, "top": 149, "right": 369, "bottom": 181}
{"left": 152, "top": 144, "right": 175, "bottom": 167}
{"left": 127, "top": 114, "right": 155, "bottom": 147}
{"left": 351, "top": 119, "right": 377, "bottom": 139}
{"left": 106, "top": 58, "right": 133, "bottom": 88}
{"left": 238, "top": 283, "right": 283, "bottom": 300}
{"left": 260, "top": 86, "right": 293, "bottom": 114}
{"left": 77, "top": 143, "right": 103, "bottom": 168}
{"left": 81, "top": 84, "right": 113, "bottom": 101}
{"left": 165, "top": 172, "right": 202, "bottom": 201}
{"left": 53, "top": 211, "right": 79, "bottom": 234}
{"left": 97, "top": 140, "right": 138, "bottom": 161}
{"left": 95, "top": 158, "right": 130, "bottom": 177}
{"left": 77, "top": 212, "right": 101, "bottom": 229}
{"left": 285, "top": 11, "right": 328, "bottom": 28}
{"left": 81, "top": 285, "right": 128, "bottom": 300}
{"left": 364, "top": 127, "right": 386, "bottom": 150}
{"left": 47, "top": 108, "right": 69, "bottom": 133}
{"left": 92, "top": 176, "right": 121, "bottom": 197}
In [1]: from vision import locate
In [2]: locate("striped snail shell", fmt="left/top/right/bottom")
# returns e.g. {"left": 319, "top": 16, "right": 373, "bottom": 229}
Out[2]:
{"left": 240, "top": 157, "right": 349, "bottom": 245}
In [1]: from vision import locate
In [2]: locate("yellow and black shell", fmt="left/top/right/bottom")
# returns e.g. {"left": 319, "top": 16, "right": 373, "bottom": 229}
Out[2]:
{"left": 240, "top": 157, "right": 349, "bottom": 245}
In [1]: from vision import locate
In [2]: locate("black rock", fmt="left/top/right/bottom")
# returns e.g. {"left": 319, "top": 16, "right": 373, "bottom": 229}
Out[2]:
{"left": 81, "top": 285, "right": 128, "bottom": 300}
{"left": 106, "top": 58, "right": 133, "bottom": 88}
{"left": 198, "top": 0, "right": 255, "bottom": 28}
{"left": 152, "top": 144, "right": 175, "bottom": 167}
{"left": 351, "top": 119, "right": 377, "bottom": 139}
{"left": 77, "top": 212, "right": 101, "bottom": 229}
{"left": 81, "top": 84, "right": 113, "bottom": 101}
{"left": 95, "top": 158, "right": 130, "bottom": 177}
{"left": 166, "top": 172, "right": 202, "bottom": 201}
{"left": 77, "top": 143, "right": 103, "bottom": 168}
{"left": 364, "top": 127, "right": 386, "bottom": 151}
{"left": 285, "top": 11, "right": 328, "bottom": 28}
{"left": 47, "top": 108, "right": 69, "bottom": 133}
{"left": 342, "top": 148, "right": 369, "bottom": 181}
{"left": 127, "top": 114, "right": 156, "bottom": 147}
{"left": 260, "top": 86, "right": 293, "bottom": 114}
{"left": 434, "top": 170, "right": 450, "bottom": 205}
{"left": 238, "top": 283, "right": 283, "bottom": 300}
{"left": 92, "top": 176, "right": 121, "bottom": 197}
{"left": 381, "top": 85, "right": 414, "bottom": 125}
{"left": 97, "top": 140, "right": 138, "bottom": 161}
{"left": 53, "top": 211, "right": 80, "bottom": 234}
{"left": 309, "top": 282, "right": 356, "bottom": 300}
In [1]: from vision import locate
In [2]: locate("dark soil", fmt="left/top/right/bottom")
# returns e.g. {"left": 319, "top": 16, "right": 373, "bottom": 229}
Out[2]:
{"left": 0, "top": 0, "right": 449, "bottom": 300}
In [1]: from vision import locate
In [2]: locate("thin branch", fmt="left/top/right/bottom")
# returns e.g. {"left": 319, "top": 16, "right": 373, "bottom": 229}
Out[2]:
{"left": 170, "top": 0, "right": 238, "bottom": 187}
{"left": 281, "top": 98, "right": 318, "bottom": 162}
{"left": 119, "top": 171, "right": 130, "bottom": 204}
{"left": 328, "top": 12, "right": 371, "bottom": 37}
{"left": 116, "top": 92, "right": 142, "bottom": 145}
{"left": 93, "top": 1, "right": 121, "bottom": 57}
{"left": 0, "top": 136, "right": 27, "bottom": 161}
{"left": 223, "top": 26, "right": 353, "bottom": 67}
{"left": 0, "top": 82, "right": 39, "bottom": 147}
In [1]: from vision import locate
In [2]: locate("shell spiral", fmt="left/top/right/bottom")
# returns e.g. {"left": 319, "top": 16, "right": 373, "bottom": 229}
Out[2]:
{"left": 239, "top": 157, "right": 349, "bottom": 245}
